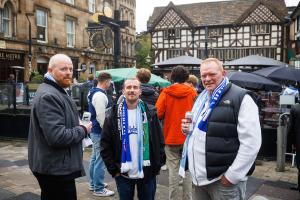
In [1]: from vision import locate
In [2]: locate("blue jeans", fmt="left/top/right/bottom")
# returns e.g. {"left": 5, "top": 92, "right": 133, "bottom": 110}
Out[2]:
{"left": 89, "top": 133, "right": 106, "bottom": 192}
{"left": 115, "top": 175, "right": 156, "bottom": 200}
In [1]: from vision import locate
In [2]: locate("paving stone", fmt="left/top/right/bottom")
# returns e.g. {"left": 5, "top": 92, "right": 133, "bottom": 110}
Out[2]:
{"left": 0, "top": 188, "right": 15, "bottom": 200}
{"left": 254, "top": 184, "right": 299, "bottom": 200}
{"left": 5, "top": 192, "right": 39, "bottom": 200}
{"left": 0, "top": 139, "right": 299, "bottom": 200}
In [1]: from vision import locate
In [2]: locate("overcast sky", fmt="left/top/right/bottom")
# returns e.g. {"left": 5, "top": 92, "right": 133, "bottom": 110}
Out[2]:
{"left": 136, "top": 0, "right": 300, "bottom": 33}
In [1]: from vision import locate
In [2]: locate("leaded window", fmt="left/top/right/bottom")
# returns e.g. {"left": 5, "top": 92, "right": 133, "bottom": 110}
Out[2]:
{"left": 208, "top": 28, "right": 223, "bottom": 37}
{"left": 163, "top": 29, "right": 180, "bottom": 39}
{"left": 167, "top": 49, "right": 184, "bottom": 59}
{"left": 251, "top": 24, "right": 270, "bottom": 35}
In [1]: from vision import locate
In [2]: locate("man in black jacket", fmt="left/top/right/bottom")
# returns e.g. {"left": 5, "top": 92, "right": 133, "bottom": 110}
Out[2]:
{"left": 288, "top": 102, "right": 300, "bottom": 194}
{"left": 101, "top": 78, "right": 165, "bottom": 200}
{"left": 28, "top": 54, "right": 92, "bottom": 200}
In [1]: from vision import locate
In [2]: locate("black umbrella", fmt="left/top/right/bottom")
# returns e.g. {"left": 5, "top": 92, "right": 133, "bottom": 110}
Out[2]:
{"left": 252, "top": 66, "right": 300, "bottom": 83}
{"left": 227, "top": 71, "right": 282, "bottom": 91}
{"left": 224, "top": 55, "right": 287, "bottom": 67}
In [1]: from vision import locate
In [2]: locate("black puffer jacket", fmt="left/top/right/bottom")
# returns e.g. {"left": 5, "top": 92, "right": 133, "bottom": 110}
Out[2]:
{"left": 140, "top": 84, "right": 159, "bottom": 106}
{"left": 100, "top": 103, "right": 165, "bottom": 181}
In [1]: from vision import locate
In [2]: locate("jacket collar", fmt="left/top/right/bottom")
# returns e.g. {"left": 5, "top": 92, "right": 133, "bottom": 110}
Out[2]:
{"left": 44, "top": 78, "right": 68, "bottom": 95}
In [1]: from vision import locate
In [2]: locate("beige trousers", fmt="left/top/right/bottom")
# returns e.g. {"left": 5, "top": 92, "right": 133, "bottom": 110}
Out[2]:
{"left": 165, "top": 145, "right": 192, "bottom": 200}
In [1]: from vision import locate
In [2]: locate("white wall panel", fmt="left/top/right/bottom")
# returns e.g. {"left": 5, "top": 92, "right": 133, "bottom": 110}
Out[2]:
{"left": 271, "top": 39, "right": 277, "bottom": 45}
{"left": 271, "top": 25, "right": 277, "bottom": 31}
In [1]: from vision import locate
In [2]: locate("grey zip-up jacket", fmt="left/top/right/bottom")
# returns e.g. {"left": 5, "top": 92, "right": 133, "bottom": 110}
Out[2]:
{"left": 28, "top": 78, "right": 87, "bottom": 177}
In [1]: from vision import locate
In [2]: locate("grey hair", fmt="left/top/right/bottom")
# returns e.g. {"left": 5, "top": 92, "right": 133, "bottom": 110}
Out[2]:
{"left": 48, "top": 54, "right": 72, "bottom": 69}
{"left": 200, "top": 58, "right": 224, "bottom": 71}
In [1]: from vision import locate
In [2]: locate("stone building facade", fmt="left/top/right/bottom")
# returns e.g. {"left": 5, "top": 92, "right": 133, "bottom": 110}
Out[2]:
{"left": 0, "top": 0, "right": 136, "bottom": 82}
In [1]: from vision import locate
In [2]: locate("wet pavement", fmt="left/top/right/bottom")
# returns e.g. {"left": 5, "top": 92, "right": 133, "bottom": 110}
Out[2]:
{"left": 0, "top": 139, "right": 299, "bottom": 200}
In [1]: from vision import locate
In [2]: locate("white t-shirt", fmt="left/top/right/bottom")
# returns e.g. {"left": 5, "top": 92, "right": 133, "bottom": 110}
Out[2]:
{"left": 127, "top": 109, "right": 139, "bottom": 178}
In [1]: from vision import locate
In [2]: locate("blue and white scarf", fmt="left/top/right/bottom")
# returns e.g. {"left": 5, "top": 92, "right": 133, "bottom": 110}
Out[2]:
{"left": 179, "top": 78, "right": 229, "bottom": 178}
{"left": 118, "top": 98, "right": 150, "bottom": 178}
{"left": 44, "top": 72, "right": 56, "bottom": 83}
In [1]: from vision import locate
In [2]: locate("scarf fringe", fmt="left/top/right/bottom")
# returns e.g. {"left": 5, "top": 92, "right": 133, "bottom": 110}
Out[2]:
{"left": 143, "top": 160, "right": 151, "bottom": 166}
{"left": 121, "top": 162, "right": 132, "bottom": 173}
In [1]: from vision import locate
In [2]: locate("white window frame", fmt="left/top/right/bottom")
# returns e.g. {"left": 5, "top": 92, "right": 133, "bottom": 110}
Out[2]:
{"left": 208, "top": 28, "right": 223, "bottom": 37}
{"left": 163, "top": 29, "right": 180, "bottom": 39}
{"left": 66, "top": 0, "right": 74, "bottom": 5}
{"left": 66, "top": 18, "right": 75, "bottom": 47}
{"left": 36, "top": 9, "right": 48, "bottom": 43}
{"left": 88, "top": 0, "right": 96, "bottom": 13}
{"left": 251, "top": 24, "right": 270, "bottom": 35}
{"left": 1, "top": 3, "right": 12, "bottom": 37}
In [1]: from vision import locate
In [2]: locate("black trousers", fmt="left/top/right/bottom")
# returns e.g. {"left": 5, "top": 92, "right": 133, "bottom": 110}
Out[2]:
{"left": 34, "top": 174, "right": 77, "bottom": 200}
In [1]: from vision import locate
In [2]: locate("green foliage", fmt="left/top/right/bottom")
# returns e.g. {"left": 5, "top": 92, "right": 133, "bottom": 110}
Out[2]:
{"left": 77, "top": 76, "right": 86, "bottom": 83}
{"left": 31, "top": 73, "right": 44, "bottom": 83}
{"left": 135, "top": 33, "right": 152, "bottom": 69}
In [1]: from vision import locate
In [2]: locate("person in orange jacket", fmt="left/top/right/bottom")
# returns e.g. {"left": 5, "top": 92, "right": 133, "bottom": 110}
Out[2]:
{"left": 156, "top": 65, "right": 197, "bottom": 200}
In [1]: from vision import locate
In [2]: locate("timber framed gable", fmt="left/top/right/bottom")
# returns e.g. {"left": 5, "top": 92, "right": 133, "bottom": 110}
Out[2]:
{"left": 148, "top": 0, "right": 288, "bottom": 65}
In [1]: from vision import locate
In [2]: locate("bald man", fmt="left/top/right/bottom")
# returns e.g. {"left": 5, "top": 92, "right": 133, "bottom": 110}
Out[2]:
{"left": 28, "top": 54, "right": 92, "bottom": 200}
{"left": 181, "top": 58, "right": 261, "bottom": 200}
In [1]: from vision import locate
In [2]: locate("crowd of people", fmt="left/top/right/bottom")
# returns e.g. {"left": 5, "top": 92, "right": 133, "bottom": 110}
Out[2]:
{"left": 28, "top": 53, "right": 265, "bottom": 200}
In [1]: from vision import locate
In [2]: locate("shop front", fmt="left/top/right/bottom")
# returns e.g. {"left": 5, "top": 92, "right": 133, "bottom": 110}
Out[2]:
{"left": 0, "top": 50, "right": 25, "bottom": 83}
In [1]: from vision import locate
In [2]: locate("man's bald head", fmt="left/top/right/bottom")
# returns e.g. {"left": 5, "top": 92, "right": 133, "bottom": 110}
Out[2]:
{"left": 48, "top": 54, "right": 73, "bottom": 88}
{"left": 48, "top": 54, "right": 72, "bottom": 70}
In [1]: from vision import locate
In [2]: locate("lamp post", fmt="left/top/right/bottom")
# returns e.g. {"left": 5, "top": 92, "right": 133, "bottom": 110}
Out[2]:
{"left": 25, "top": 13, "right": 34, "bottom": 74}
{"left": 145, "top": 54, "right": 151, "bottom": 66}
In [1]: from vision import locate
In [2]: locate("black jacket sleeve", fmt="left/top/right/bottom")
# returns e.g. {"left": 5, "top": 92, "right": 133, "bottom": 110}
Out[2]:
{"left": 148, "top": 105, "right": 166, "bottom": 167}
{"left": 100, "top": 108, "right": 120, "bottom": 177}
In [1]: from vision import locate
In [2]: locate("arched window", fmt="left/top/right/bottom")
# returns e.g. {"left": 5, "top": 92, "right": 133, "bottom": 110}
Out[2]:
{"left": 1, "top": 3, "right": 13, "bottom": 37}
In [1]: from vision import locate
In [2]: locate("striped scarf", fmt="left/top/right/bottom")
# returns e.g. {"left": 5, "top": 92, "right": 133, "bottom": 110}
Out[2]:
{"left": 179, "top": 78, "right": 228, "bottom": 178}
{"left": 118, "top": 98, "right": 150, "bottom": 178}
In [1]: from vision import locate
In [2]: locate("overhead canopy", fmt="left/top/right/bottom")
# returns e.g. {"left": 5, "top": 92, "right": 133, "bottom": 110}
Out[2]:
{"left": 96, "top": 67, "right": 171, "bottom": 88}
{"left": 152, "top": 55, "right": 202, "bottom": 67}
{"left": 227, "top": 71, "right": 281, "bottom": 91}
{"left": 224, "top": 55, "right": 287, "bottom": 67}
{"left": 252, "top": 65, "right": 300, "bottom": 83}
